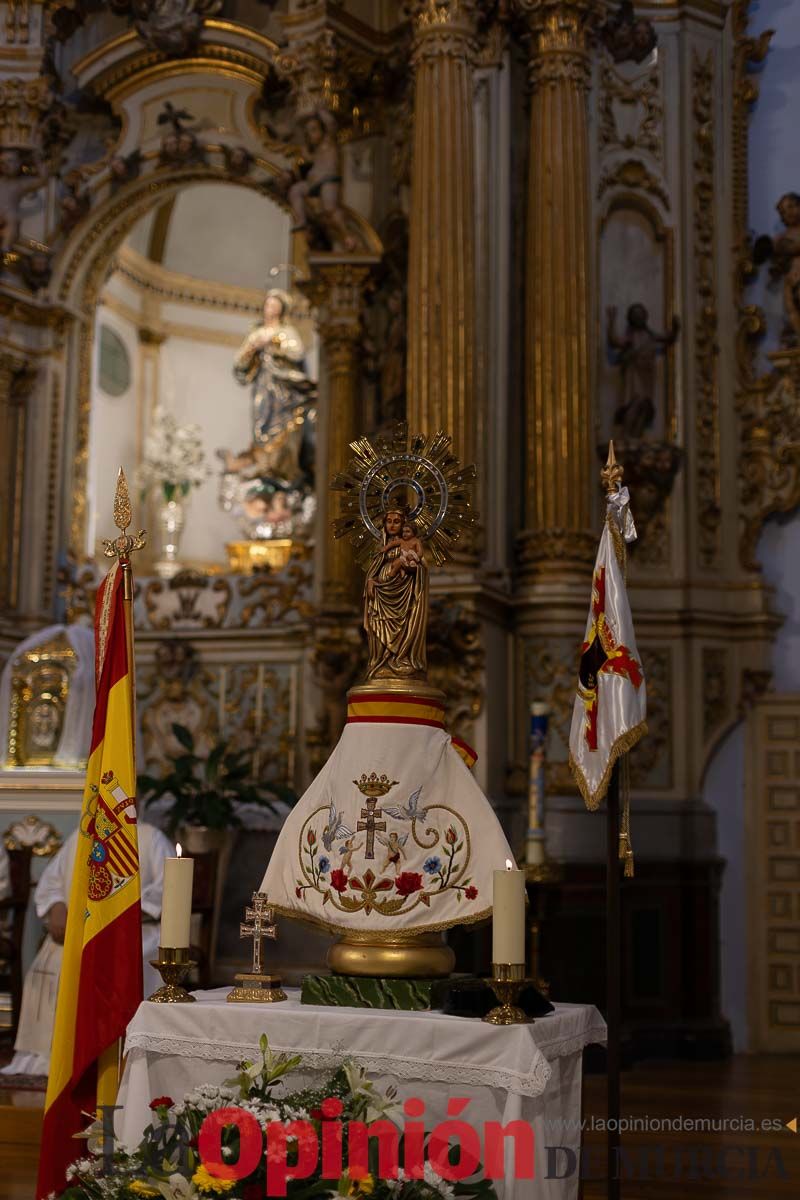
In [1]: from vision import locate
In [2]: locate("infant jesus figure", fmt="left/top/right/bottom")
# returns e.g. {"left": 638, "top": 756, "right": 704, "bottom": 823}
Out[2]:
{"left": 386, "top": 521, "right": 424, "bottom": 578}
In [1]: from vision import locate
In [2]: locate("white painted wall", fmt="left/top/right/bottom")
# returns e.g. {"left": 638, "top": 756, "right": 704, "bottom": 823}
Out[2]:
{"left": 704, "top": 0, "right": 800, "bottom": 1051}
{"left": 87, "top": 303, "right": 140, "bottom": 557}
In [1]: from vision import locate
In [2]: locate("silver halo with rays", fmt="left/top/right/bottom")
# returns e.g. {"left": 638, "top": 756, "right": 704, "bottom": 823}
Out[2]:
{"left": 330, "top": 422, "right": 477, "bottom": 566}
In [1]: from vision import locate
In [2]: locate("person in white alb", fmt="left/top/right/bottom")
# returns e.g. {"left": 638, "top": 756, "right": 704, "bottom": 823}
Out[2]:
{"left": 1, "top": 821, "right": 173, "bottom": 1076}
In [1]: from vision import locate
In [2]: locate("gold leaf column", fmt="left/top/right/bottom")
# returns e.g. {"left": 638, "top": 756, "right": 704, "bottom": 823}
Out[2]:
{"left": 405, "top": 0, "right": 477, "bottom": 467}
{"left": 517, "top": 0, "right": 604, "bottom": 575}
{"left": 0, "top": 354, "right": 36, "bottom": 618}
{"left": 303, "top": 257, "right": 377, "bottom": 610}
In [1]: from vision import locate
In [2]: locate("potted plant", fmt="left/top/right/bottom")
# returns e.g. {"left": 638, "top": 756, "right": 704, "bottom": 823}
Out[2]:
{"left": 137, "top": 724, "right": 295, "bottom": 974}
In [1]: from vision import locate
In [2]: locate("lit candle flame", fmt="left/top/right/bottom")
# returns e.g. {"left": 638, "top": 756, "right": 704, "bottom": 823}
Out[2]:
{"left": 505, "top": 858, "right": 514, "bottom": 870}
{"left": 176, "top": 842, "right": 182, "bottom": 858}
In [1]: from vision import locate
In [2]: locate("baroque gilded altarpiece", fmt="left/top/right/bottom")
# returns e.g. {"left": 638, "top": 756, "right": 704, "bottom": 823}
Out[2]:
{"left": 0, "top": 2, "right": 796, "bottom": 1023}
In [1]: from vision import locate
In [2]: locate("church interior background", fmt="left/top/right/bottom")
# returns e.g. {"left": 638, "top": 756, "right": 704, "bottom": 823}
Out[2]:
{"left": 1, "top": 0, "right": 800, "bottom": 1193}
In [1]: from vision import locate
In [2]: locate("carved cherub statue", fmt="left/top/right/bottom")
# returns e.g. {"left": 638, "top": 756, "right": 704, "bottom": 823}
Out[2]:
{"left": 606, "top": 303, "right": 680, "bottom": 439}
{"left": 0, "top": 149, "right": 47, "bottom": 254}
{"left": 773, "top": 192, "right": 800, "bottom": 346}
{"left": 271, "top": 109, "right": 356, "bottom": 252}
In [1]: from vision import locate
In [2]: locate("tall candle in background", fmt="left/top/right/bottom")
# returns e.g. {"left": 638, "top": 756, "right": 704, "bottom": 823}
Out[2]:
{"left": 492, "top": 859, "right": 526, "bottom": 964}
{"left": 160, "top": 843, "right": 194, "bottom": 948}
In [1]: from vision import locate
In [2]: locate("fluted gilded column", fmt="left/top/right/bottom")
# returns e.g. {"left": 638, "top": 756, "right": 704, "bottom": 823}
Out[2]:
{"left": 304, "top": 257, "right": 377, "bottom": 610}
{"left": 0, "top": 354, "right": 35, "bottom": 618}
{"left": 406, "top": 0, "right": 477, "bottom": 466}
{"left": 517, "top": 0, "right": 603, "bottom": 575}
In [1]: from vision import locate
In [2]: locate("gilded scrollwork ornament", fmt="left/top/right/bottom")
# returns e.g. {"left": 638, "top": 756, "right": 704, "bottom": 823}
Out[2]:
{"left": 692, "top": 50, "right": 721, "bottom": 570}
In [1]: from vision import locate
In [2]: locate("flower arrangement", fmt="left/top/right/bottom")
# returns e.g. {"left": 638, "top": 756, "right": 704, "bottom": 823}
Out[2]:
{"left": 60, "top": 1037, "right": 499, "bottom": 1200}
{"left": 136, "top": 409, "right": 209, "bottom": 503}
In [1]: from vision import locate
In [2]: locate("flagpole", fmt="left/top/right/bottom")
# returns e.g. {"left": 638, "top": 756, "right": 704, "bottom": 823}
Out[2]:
{"left": 599, "top": 441, "right": 625, "bottom": 1200}
{"left": 606, "top": 762, "right": 621, "bottom": 1200}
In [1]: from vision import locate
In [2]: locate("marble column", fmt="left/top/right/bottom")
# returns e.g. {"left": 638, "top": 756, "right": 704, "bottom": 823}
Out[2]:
{"left": 405, "top": 0, "right": 477, "bottom": 466}
{"left": 304, "top": 256, "right": 376, "bottom": 611}
{"left": 517, "top": 0, "right": 602, "bottom": 576}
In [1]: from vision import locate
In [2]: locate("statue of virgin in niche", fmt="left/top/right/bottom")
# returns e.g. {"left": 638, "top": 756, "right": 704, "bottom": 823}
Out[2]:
{"left": 364, "top": 509, "right": 429, "bottom": 681}
{"left": 219, "top": 289, "right": 317, "bottom": 540}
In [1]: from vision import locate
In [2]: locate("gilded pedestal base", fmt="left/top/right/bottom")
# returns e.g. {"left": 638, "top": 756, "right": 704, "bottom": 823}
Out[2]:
{"left": 326, "top": 931, "right": 455, "bottom": 979}
{"left": 227, "top": 972, "right": 287, "bottom": 1004}
{"left": 226, "top": 539, "right": 295, "bottom": 573}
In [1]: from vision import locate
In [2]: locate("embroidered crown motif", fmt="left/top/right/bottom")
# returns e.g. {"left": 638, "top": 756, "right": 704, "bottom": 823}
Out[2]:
{"left": 353, "top": 772, "right": 398, "bottom": 798}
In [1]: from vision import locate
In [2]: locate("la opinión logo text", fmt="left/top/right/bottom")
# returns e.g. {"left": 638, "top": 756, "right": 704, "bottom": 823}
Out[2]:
{"left": 98, "top": 1098, "right": 534, "bottom": 1194}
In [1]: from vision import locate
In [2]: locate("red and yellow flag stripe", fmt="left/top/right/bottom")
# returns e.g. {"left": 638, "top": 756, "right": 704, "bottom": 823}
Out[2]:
{"left": 38, "top": 562, "right": 142, "bottom": 1199}
{"left": 346, "top": 691, "right": 478, "bottom": 768}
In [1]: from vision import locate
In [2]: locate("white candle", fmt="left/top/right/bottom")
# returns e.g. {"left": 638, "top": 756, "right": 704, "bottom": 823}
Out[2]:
{"left": 160, "top": 843, "right": 194, "bottom": 948}
{"left": 492, "top": 859, "right": 526, "bottom": 965}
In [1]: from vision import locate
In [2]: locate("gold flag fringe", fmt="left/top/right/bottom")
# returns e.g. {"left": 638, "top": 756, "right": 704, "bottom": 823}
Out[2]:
{"left": 568, "top": 720, "right": 647, "bottom": 811}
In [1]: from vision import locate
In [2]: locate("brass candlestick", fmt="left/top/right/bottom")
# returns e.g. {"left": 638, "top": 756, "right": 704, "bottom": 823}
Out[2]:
{"left": 483, "top": 962, "right": 532, "bottom": 1025}
{"left": 148, "top": 946, "right": 196, "bottom": 1003}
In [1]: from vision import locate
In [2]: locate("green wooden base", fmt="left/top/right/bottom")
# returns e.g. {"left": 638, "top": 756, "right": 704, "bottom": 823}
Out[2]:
{"left": 301, "top": 973, "right": 453, "bottom": 1011}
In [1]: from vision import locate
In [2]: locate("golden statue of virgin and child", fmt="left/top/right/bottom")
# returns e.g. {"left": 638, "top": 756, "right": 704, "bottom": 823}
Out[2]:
{"left": 218, "top": 288, "right": 317, "bottom": 550}
{"left": 332, "top": 426, "right": 476, "bottom": 689}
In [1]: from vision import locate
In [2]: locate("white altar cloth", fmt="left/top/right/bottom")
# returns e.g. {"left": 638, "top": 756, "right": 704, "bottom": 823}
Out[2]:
{"left": 118, "top": 989, "right": 605, "bottom": 1200}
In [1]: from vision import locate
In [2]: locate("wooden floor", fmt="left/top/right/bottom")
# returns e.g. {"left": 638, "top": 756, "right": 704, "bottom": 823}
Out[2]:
{"left": 1, "top": 1056, "right": 798, "bottom": 1199}
{"left": 581, "top": 1056, "right": 800, "bottom": 1199}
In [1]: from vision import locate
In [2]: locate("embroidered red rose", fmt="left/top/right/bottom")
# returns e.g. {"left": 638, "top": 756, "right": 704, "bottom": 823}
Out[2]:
{"left": 395, "top": 871, "right": 424, "bottom": 897}
{"left": 295, "top": 886, "right": 303, "bottom": 899}
{"left": 330, "top": 868, "right": 349, "bottom": 893}
{"left": 445, "top": 825, "right": 458, "bottom": 844}
{"left": 149, "top": 1096, "right": 173, "bottom": 1110}
{"left": 307, "top": 829, "right": 317, "bottom": 846}
{"left": 464, "top": 885, "right": 478, "bottom": 900}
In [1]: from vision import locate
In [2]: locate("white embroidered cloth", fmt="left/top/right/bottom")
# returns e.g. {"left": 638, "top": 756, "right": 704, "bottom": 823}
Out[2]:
{"left": 117, "top": 989, "right": 606, "bottom": 1199}
{"left": 261, "top": 721, "right": 514, "bottom": 934}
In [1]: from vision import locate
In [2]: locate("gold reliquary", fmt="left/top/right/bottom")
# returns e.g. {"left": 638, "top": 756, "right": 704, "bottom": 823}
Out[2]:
{"left": 5, "top": 632, "right": 77, "bottom": 768}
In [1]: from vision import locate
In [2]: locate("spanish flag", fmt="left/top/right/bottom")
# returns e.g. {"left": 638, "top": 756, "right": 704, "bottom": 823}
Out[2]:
{"left": 37, "top": 560, "right": 142, "bottom": 1198}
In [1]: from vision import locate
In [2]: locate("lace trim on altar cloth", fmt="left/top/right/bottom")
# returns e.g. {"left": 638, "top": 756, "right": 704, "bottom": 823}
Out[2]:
{"left": 123, "top": 1020, "right": 606, "bottom": 1100}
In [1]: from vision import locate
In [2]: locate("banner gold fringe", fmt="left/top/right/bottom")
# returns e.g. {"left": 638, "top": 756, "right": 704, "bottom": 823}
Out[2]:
{"left": 568, "top": 720, "right": 647, "bottom": 811}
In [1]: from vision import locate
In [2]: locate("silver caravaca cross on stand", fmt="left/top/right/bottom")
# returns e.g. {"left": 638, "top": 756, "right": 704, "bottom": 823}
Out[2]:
{"left": 227, "top": 892, "right": 287, "bottom": 1004}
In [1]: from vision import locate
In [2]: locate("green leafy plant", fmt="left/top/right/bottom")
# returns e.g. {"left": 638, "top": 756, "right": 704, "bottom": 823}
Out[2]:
{"left": 137, "top": 724, "right": 295, "bottom": 837}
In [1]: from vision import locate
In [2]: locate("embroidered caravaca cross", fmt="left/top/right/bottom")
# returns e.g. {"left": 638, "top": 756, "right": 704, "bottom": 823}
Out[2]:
{"left": 578, "top": 566, "right": 643, "bottom": 751}
{"left": 358, "top": 798, "right": 386, "bottom": 861}
{"left": 240, "top": 891, "right": 277, "bottom": 976}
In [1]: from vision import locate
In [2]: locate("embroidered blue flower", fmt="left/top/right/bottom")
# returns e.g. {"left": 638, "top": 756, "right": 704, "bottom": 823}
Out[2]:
{"left": 317, "top": 856, "right": 331, "bottom": 874}
{"left": 423, "top": 856, "right": 442, "bottom": 874}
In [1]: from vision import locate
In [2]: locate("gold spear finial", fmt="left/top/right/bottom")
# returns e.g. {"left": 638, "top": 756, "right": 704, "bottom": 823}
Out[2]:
{"left": 600, "top": 439, "right": 624, "bottom": 498}
{"left": 103, "top": 467, "right": 147, "bottom": 560}
{"left": 113, "top": 467, "right": 132, "bottom": 533}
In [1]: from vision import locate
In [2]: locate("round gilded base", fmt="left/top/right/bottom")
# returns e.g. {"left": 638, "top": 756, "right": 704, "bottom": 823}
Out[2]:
{"left": 327, "top": 932, "right": 455, "bottom": 979}
{"left": 347, "top": 679, "right": 446, "bottom": 703}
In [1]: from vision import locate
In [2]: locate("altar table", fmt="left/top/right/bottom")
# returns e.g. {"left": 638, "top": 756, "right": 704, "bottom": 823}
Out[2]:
{"left": 117, "top": 988, "right": 606, "bottom": 1200}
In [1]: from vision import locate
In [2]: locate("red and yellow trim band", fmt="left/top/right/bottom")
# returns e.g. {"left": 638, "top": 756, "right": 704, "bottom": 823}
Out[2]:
{"left": 346, "top": 692, "right": 478, "bottom": 768}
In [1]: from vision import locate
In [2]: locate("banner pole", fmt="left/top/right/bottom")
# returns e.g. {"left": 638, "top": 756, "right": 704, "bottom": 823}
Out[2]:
{"left": 606, "top": 760, "right": 621, "bottom": 1200}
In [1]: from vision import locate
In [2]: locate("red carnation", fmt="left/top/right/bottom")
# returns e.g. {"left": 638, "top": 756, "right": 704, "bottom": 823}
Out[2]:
{"left": 149, "top": 1096, "right": 173, "bottom": 1110}
{"left": 464, "top": 885, "right": 478, "bottom": 900}
{"left": 321, "top": 1097, "right": 343, "bottom": 1119}
{"left": 395, "top": 871, "right": 424, "bottom": 897}
{"left": 330, "top": 868, "right": 349, "bottom": 893}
